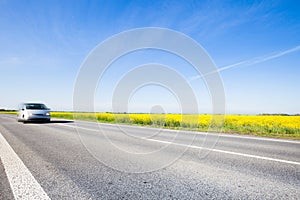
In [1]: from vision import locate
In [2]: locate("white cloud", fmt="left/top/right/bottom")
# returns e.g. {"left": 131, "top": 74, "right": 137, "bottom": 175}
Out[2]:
{"left": 190, "top": 45, "right": 300, "bottom": 81}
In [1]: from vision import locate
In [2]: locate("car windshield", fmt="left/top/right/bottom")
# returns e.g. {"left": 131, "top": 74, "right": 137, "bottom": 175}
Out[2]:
{"left": 25, "top": 104, "right": 48, "bottom": 110}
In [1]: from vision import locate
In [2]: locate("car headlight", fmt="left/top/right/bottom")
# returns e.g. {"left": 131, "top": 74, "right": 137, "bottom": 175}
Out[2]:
{"left": 29, "top": 113, "right": 33, "bottom": 116}
{"left": 46, "top": 113, "right": 50, "bottom": 116}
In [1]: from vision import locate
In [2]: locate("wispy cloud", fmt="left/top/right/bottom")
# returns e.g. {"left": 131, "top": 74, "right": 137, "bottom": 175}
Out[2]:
{"left": 190, "top": 45, "right": 300, "bottom": 81}
{"left": 178, "top": 1, "right": 274, "bottom": 39}
{"left": 0, "top": 56, "right": 24, "bottom": 66}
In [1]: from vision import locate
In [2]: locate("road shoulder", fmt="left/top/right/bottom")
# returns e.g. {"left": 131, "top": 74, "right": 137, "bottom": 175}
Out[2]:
{"left": 0, "top": 157, "right": 15, "bottom": 200}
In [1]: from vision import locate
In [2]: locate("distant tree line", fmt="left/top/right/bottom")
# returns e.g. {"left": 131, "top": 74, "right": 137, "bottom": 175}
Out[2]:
{"left": 259, "top": 113, "right": 300, "bottom": 116}
{"left": 0, "top": 109, "right": 17, "bottom": 112}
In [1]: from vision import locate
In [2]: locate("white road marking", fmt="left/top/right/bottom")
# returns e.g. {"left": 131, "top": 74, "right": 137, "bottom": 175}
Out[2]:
{"left": 59, "top": 123, "right": 300, "bottom": 166}
{"left": 65, "top": 119, "right": 300, "bottom": 144}
{"left": 147, "top": 138, "right": 300, "bottom": 166}
{"left": 0, "top": 132, "right": 50, "bottom": 200}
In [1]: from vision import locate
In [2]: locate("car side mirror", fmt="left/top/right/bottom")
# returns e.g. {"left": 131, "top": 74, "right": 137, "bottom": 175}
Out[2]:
{"left": 21, "top": 108, "right": 24, "bottom": 111}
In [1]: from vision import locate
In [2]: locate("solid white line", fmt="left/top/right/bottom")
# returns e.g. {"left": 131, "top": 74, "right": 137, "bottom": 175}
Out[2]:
{"left": 0, "top": 132, "right": 50, "bottom": 200}
{"left": 59, "top": 123, "right": 300, "bottom": 166}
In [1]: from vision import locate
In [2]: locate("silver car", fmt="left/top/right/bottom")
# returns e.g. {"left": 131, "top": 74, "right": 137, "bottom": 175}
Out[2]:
{"left": 17, "top": 103, "right": 51, "bottom": 122}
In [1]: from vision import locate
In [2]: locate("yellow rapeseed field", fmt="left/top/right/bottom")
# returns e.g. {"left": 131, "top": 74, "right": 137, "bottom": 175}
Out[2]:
{"left": 1, "top": 111, "right": 299, "bottom": 139}
{"left": 49, "top": 112, "right": 300, "bottom": 139}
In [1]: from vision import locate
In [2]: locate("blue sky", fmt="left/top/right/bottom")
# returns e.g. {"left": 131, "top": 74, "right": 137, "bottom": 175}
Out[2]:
{"left": 0, "top": 0, "right": 299, "bottom": 114}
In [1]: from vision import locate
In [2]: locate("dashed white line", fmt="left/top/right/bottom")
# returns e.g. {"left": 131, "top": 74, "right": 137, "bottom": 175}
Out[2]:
{"left": 146, "top": 138, "right": 300, "bottom": 166}
{"left": 59, "top": 123, "right": 300, "bottom": 166}
{"left": 0, "top": 132, "right": 50, "bottom": 200}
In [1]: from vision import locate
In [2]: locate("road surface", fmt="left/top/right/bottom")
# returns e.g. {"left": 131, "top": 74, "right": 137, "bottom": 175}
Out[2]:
{"left": 0, "top": 114, "right": 299, "bottom": 199}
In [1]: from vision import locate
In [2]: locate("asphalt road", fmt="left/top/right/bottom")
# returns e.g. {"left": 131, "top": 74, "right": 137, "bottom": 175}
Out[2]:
{"left": 0, "top": 114, "right": 299, "bottom": 199}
